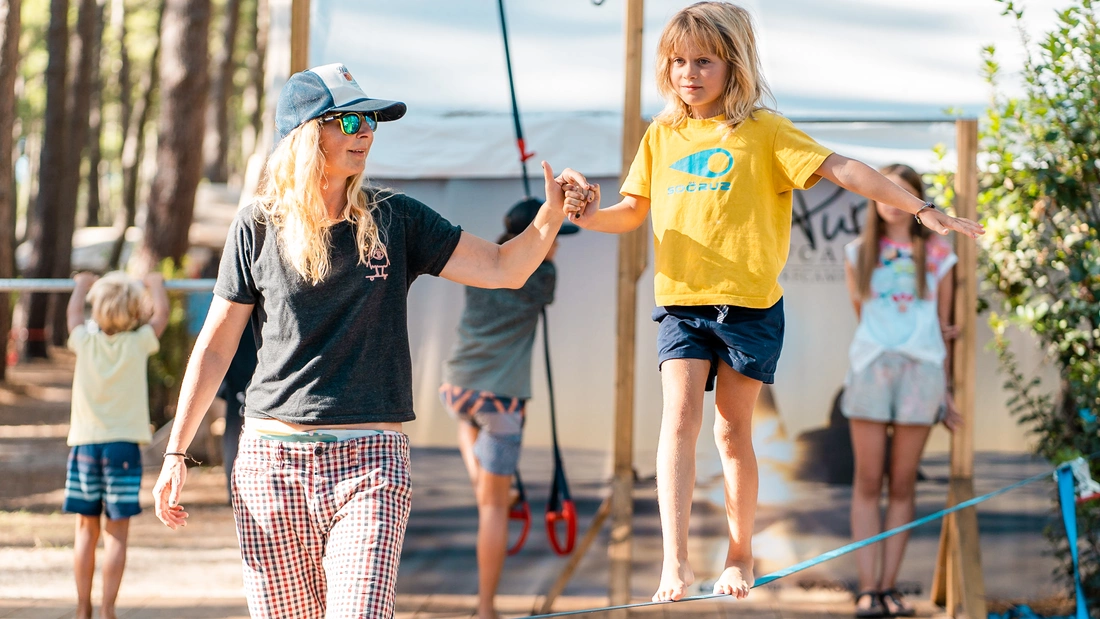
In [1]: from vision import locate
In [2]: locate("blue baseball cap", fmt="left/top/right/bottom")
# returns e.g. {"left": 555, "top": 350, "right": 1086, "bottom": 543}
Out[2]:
{"left": 275, "top": 63, "right": 406, "bottom": 143}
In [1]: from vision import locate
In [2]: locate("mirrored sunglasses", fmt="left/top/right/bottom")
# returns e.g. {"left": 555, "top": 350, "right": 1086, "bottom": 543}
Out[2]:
{"left": 320, "top": 111, "right": 378, "bottom": 135}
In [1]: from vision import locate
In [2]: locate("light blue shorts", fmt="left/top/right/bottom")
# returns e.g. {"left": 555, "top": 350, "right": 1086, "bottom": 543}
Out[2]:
{"left": 842, "top": 352, "right": 946, "bottom": 426}
{"left": 439, "top": 384, "right": 526, "bottom": 477}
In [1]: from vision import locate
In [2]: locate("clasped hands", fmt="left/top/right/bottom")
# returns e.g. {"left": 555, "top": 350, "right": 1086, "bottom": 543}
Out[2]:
{"left": 554, "top": 168, "right": 600, "bottom": 225}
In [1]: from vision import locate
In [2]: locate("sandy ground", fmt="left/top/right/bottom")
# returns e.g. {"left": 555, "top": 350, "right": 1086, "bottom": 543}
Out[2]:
{"left": 0, "top": 354, "right": 1077, "bottom": 618}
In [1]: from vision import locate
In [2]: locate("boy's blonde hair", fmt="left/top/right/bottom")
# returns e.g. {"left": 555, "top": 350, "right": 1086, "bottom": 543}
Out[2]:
{"left": 654, "top": 1, "right": 774, "bottom": 130}
{"left": 87, "top": 272, "right": 150, "bottom": 335}
{"left": 256, "top": 119, "right": 387, "bottom": 285}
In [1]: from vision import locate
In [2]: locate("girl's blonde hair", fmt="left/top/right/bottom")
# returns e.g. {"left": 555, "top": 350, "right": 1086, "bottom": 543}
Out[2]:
{"left": 654, "top": 1, "right": 774, "bottom": 130}
{"left": 856, "top": 164, "right": 930, "bottom": 300}
{"left": 255, "top": 119, "right": 387, "bottom": 285}
{"left": 87, "top": 272, "right": 150, "bottom": 335}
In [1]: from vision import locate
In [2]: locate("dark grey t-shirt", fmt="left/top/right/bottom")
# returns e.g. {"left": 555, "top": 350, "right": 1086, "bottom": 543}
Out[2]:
{"left": 443, "top": 262, "right": 555, "bottom": 399}
{"left": 214, "top": 190, "right": 462, "bottom": 425}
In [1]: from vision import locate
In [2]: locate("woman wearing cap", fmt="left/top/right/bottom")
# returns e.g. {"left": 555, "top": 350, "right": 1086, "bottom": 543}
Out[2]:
{"left": 150, "top": 63, "right": 571, "bottom": 619}
{"left": 439, "top": 198, "right": 577, "bottom": 619}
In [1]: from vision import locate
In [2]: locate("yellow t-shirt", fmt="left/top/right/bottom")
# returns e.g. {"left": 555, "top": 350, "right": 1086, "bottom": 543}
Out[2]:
{"left": 621, "top": 110, "right": 832, "bottom": 308}
{"left": 66, "top": 323, "right": 160, "bottom": 446}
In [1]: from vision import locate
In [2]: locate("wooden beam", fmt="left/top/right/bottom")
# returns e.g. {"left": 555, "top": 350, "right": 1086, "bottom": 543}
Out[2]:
{"left": 933, "top": 118, "right": 982, "bottom": 616}
{"left": 290, "top": 0, "right": 309, "bottom": 73}
{"left": 951, "top": 118, "right": 978, "bottom": 480}
{"left": 951, "top": 479, "right": 987, "bottom": 619}
{"left": 931, "top": 509, "right": 950, "bottom": 605}
{"left": 609, "top": 0, "right": 645, "bottom": 606}
{"left": 934, "top": 480, "right": 987, "bottom": 617}
{"left": 538, "top": 497, "right": 612, "bottom": 615}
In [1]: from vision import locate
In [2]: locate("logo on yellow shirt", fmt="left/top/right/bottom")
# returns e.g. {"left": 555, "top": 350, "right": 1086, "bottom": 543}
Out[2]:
{"left": 667, "top": 148, "right": 734, "bottom": 195}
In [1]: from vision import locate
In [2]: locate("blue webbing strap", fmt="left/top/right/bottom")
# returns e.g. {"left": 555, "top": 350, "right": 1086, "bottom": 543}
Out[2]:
{"left": 528, "top": 456, "right": 1097, "bottom": 619}
{"left": 1056, "top": 465, "right": 1088, "bottom": 619}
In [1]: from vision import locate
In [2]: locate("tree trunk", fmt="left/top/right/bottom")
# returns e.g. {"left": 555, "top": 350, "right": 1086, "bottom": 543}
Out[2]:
{"left": 20, "top": 0, "right": 69, "bottom": 359}
{"left": 239, "top": 0, "right": 266, "bottom": 162}
{"left": 134, "top": 0, "right": 211, "bottom": 273}
{"left": 249, "top": 0, "right": 266, "bottom": 149}
{"left": 48, "top": 0, "right": 100, "bottom": 346}
{"left": 113, "top": 0, "right": 131, "bottom": 145}
{"left": 0, "top": 0, "right": 22, "bottom": 379}
{"left": 109, "top": 0, "right": 164, "bottom": 270}
{"left": 202, "top": 0, "right": 240, "bottom": 183}
{"left": 84, "top": 0, "right": 108, "bottom": 228}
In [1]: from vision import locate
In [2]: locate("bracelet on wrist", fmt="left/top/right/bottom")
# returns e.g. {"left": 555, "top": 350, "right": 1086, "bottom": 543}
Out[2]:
{"left": 915, "top": 201, "right": 936, "bottom": 225}
{"left": 164, "top": 451, "right": 201, "bottom": 464}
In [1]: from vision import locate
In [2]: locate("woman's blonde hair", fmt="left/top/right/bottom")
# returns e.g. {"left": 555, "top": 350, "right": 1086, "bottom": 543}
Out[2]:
{"left": 87, "top": 272, "right": 149, "bottom": 335}
{"left": 653, "top": 1, "right": 774, "bottom": 130}
{"left": 255, "top": 120, "right": 387, "bottom": 285}
{"left": 856, "top": 164, "right": 930, "bottom": 300}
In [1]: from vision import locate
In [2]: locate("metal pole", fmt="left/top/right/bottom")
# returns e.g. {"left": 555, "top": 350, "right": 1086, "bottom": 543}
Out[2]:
{"left": 0, "top": 278, "right": 217, "bottom": 293}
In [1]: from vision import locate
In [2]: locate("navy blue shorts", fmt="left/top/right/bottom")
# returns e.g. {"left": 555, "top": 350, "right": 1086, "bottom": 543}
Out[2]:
{"left": 63, "top": 442, "right": 143, "bottom": 519}
{"left": 653, "top": 299, "right": 785, "bottom": 390}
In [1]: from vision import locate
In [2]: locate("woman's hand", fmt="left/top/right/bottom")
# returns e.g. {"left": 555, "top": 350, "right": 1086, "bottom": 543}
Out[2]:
{"left": 941, "top": 324, "right": 961, "bottom": 341}
{"left": 542, "top": 161, "right": 567, "bottom": 216}
{"left": 940, "top": 392, "right": 963, "bottom": 433}
{"left": 152, "top": 456, "right": 190, "bottom": 529}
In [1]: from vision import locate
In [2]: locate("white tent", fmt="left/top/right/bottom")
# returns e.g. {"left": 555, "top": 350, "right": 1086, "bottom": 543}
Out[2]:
{"left": 281, "top": 0, "right": 1063, "bottom": 469}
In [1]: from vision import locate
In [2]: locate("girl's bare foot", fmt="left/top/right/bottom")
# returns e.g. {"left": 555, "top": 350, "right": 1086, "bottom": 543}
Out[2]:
{"left": 476, "top": 608, "right": 499, "bottom": 619}
{"left": 653, "top": 560, "right": 694, "bottom": 602}
{"left": 712, "top": 559, "right": 753, "bottom": 599}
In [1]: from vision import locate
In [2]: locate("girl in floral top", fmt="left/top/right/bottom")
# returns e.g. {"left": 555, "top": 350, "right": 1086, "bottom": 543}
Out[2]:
{"left": 842, "top": 163, "right": 963, "bottom": 617}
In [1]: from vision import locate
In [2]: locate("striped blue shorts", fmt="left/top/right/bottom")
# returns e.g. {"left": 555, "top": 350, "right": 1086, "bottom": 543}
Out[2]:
{"left": 63, "top": 442, "right": 143, "bottom": 519}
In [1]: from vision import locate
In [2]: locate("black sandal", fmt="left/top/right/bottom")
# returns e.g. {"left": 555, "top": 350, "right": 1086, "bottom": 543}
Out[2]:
{"left": 880, "top": 589, "right": 915, "bottom": 617}
{"left": 854, "top": 590, "right": 886, "bottom": 618}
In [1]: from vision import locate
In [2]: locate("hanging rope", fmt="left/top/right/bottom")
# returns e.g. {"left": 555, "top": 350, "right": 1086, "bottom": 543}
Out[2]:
{"left": 542, "top": 309, "right": 577, "bottom": 555}
{"left": 495, "top": 0, "right": 535, "bottom": 197}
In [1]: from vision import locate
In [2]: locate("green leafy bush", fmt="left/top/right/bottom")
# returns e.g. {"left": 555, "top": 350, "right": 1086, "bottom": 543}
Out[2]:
{"left": 978, "top": 0, "right": 1100, "bottom": 607}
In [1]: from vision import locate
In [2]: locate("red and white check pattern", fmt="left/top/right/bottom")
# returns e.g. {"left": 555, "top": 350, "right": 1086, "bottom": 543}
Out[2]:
{"left": 232, "top": 432, "right": 412, "bottom": 618}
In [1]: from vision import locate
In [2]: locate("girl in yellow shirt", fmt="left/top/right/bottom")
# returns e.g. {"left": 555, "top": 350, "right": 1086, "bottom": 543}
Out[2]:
{"left": 558, "top": 0, "right": 984, "bottom": 604}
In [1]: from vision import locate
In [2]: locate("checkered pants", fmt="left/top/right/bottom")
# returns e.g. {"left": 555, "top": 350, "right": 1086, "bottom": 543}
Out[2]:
{"left": 232, "top": 432, "right": 412, "bottom": 619}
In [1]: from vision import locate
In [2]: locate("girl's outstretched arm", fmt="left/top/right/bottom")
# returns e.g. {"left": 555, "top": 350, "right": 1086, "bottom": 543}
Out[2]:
{"left": 815, "top": 154, "right": 985, "bottom": 239}
{"left": 556, "top": 168, "right": 651, "bottom": 234}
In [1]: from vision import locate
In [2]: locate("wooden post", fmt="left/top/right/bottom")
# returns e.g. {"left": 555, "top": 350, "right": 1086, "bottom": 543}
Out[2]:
{"left": 951, "top": 118, "right": 978, "bottom": 482}
{"left": 609, "top": 0, "right": 646, "bottom": 606}
{"left": 931, "top": 119, "right": 986, "bottom": 619}
{"left": 538, "top": 498, "right": 613, "bottom": 615}
{"left": 290, "top": 0, "right": 309, "bottom": 73}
